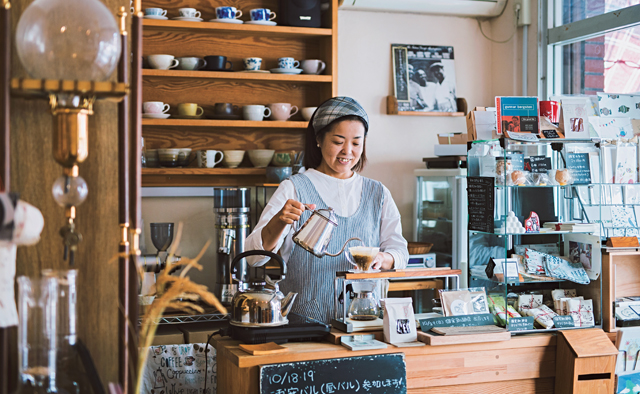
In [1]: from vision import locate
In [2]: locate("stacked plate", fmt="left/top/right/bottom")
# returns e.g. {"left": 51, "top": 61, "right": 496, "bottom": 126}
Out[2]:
{"left": 208, "top": 19, "right": 243, "bottom": 24}
{"left": 172, "top": 16, "right": 203, "bottom": 22}
{"left": 270, "top": 68, "right": 303, "bottom": 75}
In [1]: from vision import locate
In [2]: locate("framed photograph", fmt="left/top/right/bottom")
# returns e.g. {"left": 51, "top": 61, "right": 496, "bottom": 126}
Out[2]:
{"left": 391, "top": 44, "right": 458, "bottom": 113}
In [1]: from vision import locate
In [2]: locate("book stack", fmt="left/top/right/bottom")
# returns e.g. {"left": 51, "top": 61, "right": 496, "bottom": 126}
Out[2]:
{"left": 542, "top": 222, "right": 598, "bottom": 233}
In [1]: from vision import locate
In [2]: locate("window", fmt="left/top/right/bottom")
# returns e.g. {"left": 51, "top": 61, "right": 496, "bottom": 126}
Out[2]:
{"left": 541, "top": 0, "right": 640, "bottom": 97}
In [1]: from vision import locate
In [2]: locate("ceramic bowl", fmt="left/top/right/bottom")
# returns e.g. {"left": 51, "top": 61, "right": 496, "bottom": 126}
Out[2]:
{"left": 248, "top": 149, "right": 275, "bottom": 168}
{"left": 271, "top": 152, "right": 292, "bottom": 167}
{"left": 301, "top": 107, "right": 317, "bottom": 121}
{"left": 177, "top": 148, "right": 192, "bottom": 166}
{"left": 222, "top": 150, "right": 245, "bottom": 168}
{"left": 265, "top": 166, "right": 292, "bottom": 183}
{"left": 157, "top": 148, "right": 181, "bottom": 167}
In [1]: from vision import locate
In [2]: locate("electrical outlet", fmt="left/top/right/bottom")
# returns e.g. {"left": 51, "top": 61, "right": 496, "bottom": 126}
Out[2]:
{"left": 513, "top": 0, "right": 532, "bottom": 26}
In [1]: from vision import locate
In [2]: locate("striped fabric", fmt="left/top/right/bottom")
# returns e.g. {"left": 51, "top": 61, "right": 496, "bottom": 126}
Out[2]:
{"left": 311, "top": 96, "right": 369, "bottom": 135}
{"left": 280, "top": 173, "right": 383, "bottom": 324}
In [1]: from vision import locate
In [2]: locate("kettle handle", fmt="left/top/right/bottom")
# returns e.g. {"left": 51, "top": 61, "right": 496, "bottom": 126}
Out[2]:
{"left": 230, "top": 250, "right": 286, "bottom": 282}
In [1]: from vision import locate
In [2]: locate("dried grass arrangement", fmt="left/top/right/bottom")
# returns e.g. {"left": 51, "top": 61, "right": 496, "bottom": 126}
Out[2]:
{"left": 134, "top": 223, "right": 227, "bottom": 394}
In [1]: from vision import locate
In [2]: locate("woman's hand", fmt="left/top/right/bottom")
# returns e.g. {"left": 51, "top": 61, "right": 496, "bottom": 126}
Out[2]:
{"left": 371, "top": 252, "right": 395, "bottom": 270}
{"left": 275, "top": 200, "right": 316, "bottom": 225}
{"left": 262, "top": 200, "right": 315, "bottom": 252}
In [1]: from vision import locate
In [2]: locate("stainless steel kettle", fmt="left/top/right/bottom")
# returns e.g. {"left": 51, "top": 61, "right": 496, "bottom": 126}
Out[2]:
{"left": 292, "top": 206, "right": 362, "bottom": 258}
{"left": 229, "top": 250, "right": 297, "bottom": 327}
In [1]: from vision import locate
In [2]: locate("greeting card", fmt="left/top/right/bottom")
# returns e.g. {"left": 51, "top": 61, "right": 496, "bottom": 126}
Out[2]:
{"left": 598, "top": 93, "right": 640, "bottom": 119}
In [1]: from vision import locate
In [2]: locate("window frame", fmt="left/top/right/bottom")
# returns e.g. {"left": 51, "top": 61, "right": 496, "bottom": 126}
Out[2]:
{"left": 539, "top": 1, "right": 640, "bottom": 98}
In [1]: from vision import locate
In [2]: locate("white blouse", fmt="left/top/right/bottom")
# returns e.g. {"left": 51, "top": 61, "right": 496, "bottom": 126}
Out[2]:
{"left": 245, "top": 169, "right": 409, "bottom": 268}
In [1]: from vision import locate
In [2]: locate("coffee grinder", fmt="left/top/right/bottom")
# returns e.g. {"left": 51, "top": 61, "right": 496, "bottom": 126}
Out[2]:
{"left": 139, "top": 222, "right": 182, "bottom": 273}
{"left": 214, "top": 188, "right": 251, "bottom": 305}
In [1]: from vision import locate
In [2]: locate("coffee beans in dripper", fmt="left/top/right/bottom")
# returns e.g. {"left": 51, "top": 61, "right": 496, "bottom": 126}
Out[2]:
{"left": 348, "top": 246, "right": 380, "bottom": 272}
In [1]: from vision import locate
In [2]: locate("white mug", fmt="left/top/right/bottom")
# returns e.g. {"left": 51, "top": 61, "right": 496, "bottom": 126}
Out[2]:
{"left": 143, "top": 101, "right": 170, "bottom": 114}
{"left": 243, "top": 105, "right": 271, "bottom": 121}
{"left": 197, "top": 150, "right": 224, "bottom": 168}
{"left": 179, "top": 8, "right": 201, "bottom": 18}
{"left": 301, "top": 59, "right": 326, "bottom": 75}
{"left": 147, "top": 54, "right": 179, "bottom": 70}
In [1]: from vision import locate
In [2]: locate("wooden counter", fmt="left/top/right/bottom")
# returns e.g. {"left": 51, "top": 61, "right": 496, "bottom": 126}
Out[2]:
{"left": 215, "top": 332, "right": 557, "bottom": 393}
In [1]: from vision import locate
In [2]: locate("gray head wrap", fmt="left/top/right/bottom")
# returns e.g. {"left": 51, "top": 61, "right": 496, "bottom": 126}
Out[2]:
{"left": 311, "top": 97, "right": 369, "bottom": 136}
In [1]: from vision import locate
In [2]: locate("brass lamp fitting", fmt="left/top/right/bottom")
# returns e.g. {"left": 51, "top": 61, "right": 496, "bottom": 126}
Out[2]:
{"left": 50, "top": 95, "right": 94, "bottom": 168}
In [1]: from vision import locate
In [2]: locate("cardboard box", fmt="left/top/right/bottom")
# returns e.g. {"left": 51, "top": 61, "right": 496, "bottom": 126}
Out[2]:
{"left": 437, "top": 132, "right": 467, "bottom": 145}
{"left": 151, "top": 326, "right": 185, "bottom": 346}
{"left": 466, "top": 107, "right": 498, "bottom": 141}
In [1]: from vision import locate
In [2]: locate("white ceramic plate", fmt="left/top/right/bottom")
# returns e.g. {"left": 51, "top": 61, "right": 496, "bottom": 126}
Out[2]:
{"left": 245, "top": 20, "right": 277, "bottom": 26}
{"left": 172, "top": 16, "right": 203, "bottom": 22}
{"left": 270, "top": 68, "right": 303, "bottom": 75}
{"left": 143, "top": 15, "right": 168, "bottom": 20}
{"left": 208, "top": 18, "right": 243, "bottom": 24}
{"left": 142, "top": 113, "right": 171, "bottom": 119}
{"left": 238, "top": 70, "right": 270, "bottom": 73}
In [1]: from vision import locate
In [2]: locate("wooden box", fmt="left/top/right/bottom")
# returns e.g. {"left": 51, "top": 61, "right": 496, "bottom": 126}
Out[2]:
{"left": 555, "top": 329, "right": 618, "bottom": 394}
{"left": 603, "top": 249, "right": 640, "bottom": 332}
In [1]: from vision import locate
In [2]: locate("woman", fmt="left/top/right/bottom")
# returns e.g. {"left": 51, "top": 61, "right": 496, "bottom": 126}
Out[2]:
{"left": 244, "top": 96, "right": 409, "bottom": 324}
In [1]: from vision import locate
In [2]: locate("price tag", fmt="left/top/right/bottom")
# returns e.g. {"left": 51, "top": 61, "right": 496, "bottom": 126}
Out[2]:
{"left": 419, "top": 313, "right": 494, "bottom": 331}
{"left": 508, "top": 316, "right": 534, "bottom": 331}
{"left": 553, "top": 315, "right": 575, "bottom": 328}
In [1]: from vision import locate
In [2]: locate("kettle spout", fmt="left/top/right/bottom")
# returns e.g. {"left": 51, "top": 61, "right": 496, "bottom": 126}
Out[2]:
{"left": 281, "top": 292, "right": 298, "bottom": 317}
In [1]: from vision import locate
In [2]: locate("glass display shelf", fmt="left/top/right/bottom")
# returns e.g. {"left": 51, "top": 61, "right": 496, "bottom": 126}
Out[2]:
{"left": 470, "top": 275, "right": 569, "bottom": 284}
{"left": 469, "top": 230, "right": 596, "bottom": 236}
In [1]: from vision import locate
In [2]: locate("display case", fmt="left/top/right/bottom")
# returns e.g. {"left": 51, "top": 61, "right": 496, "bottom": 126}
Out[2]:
{"left": 467, "top": 138, "right": 603, "bottom": 333}
{"left": 413, "top": 169, "right": 467, "bottom": 274}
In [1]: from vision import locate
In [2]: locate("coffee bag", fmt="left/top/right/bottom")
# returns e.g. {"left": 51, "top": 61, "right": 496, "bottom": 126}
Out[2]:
{"left": 381, "top": 298, "right": 416, "bottom": 344}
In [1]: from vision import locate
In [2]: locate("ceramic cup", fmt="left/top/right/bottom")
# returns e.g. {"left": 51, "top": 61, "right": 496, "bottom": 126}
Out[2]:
{"left": 243, "top": 105, "right": 271, "bottom": 121}
{"left": 243, "top": 57, "right": 262, "bottom": 71}
{"left": 179, "top": 7, "right": 201, "bottom": 18}
{"left": 277, "top": 57, "right": 299, "bottom": 69}
{"left": 203, "top": 55, "right": 232, "bottom": 71}
{"left": 178, "top": 103, "right": 204, "bottom": 117}
{"left": 301, "top": 59, "right": 326, "bottom": 75}
{"left": 176, "top": 57, "right": 207, "bottom": 70}
{"left": 197, "top": 150, "right": 224, "bottom": 168}
{"left": 144, "top": 149, "right": 159, "bottom": 168}
{"left": 216, "top": 6, "right": 242, "bottom": 19}
{"left": 268, "top": 103, "right": 298, "bottom": 121}
{"left": 157, "top": 149, "right": 181, "bottom": 167}
{"left": 143, "top": 101, "right": 170, "bottom": 114}
{"left": 147, "top": 54, "right": 179, "bottom": 70}
{"left": 177, "top": 148, "right": 192, "bottom": 166}
{"left": 301, "top": 107, "right": 317, "bottom": 121}
{"left": 144, "top": 7, "right": 166, "bottom": 16}
{"left": 250, "top": 8, "right": 276, "bottom": 21}
{"left": 214, "top": 103, "right": 239, "bottom": 116}
{"left": 222, "top": 150, "right": 245, "bottom": 168}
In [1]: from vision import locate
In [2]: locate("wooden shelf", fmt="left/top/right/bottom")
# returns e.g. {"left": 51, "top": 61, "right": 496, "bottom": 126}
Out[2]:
{"left": 142, "top": 69, "right": 332, "bottom": 83}
{"left": 142, "top": 168, "right": 265, "bottom": 175}
{"left": 143, "top": 19, "right": 333, "bottom": 37}
{"left": 142, "top": 119, "right": 309, "bottom": 128}
{"left": 386, "top": 96, "right": 467, "bottom": 117}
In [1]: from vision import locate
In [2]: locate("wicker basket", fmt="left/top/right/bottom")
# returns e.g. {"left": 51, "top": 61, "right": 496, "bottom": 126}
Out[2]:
{"left": 407, "top": 242, "right": 433, "bottom": 255}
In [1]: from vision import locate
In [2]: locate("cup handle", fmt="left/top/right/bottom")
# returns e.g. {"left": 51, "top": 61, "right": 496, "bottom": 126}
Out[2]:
{"left": 293, "top": 60, "right": 300, "bottom": 68}
{"left": 214, "top": 151, "right": 224, "bottom": 167}
{"left": 235, "top": 10, "right": 243, "bottom": 18}
{"left": 290, "top": 105, "right": 299, "bottom": 117}
{"left": 317, "top": 61, "right": 326, "bottom": 75}
{"left": 225, "top": 60, "right": 233, "bottom": 70}
{"left": 195, "top": 11, "right": 201, "bottom": 18}
{"left": 162, "top": 104, "right": 170, "bottom": 114}
{"left": 263, "top": 107, "right": 271, "bottom": 118}
{"left": 199, "top": 59, "right": 207, "bottom": 69}
{"left": 170, "top": 59, "right": 179, "bottom": 69}
{"left": 269, "top": 11, "right": 277, "bottom": 20}
{"left": 161, "top": 9, "right": 167, "bottom": 16}
{"left": 196, "top": 106, "right": 204, "bottom": 116}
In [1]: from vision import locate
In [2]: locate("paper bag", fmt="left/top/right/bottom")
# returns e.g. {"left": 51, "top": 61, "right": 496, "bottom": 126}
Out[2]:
{"left": 381, "top": 298, "right": 417, "bottom": 344}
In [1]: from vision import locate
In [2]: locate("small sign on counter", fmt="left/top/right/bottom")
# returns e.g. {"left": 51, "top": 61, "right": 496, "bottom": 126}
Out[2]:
{"left": 419, "top": 313, "right": 494, "bottom": 331}
{"left": 260, "top": 354, "right": 406, "bottom": 394}
{"left": 467, "top": 176, "right": 494, "bottom": 233}
{"left": 508, "top": 316, "right": 534, "bottom": 331}
{"left": 566, "top": 152, "right": 592, "bottom": 185}
{"left": 553, "top": 315, "right": 576, "bottom": 328}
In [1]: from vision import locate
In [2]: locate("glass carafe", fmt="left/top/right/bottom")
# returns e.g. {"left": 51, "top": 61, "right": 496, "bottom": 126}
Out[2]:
{"left": 347, "top": 281, "right": 380, "bottom": 321}
{"left": 16, "top": 276, "right": 70, "bottom": 394}
{"left": 42, "top": 269, "right": 92, "bottom": 394}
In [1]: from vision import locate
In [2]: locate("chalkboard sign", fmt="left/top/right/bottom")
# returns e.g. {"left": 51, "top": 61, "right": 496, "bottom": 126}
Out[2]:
{"left": 542, "top": 129, "right": 561, "bottom": 139}
{"left": 510, "top": 152, "right": 525, "bottom": 171}
{"left": 553, "top": 315, "right": 575, "bottom": 328}
{"left": 508, "top": 316, "right": 534, "bottom": 331}
{"left": 529, "top": 156, "right": 552, "bottom": 174}
{"left": 467, "top": 176, "right": 494, "bottom": 233}
{"left": 260, "top": 354, "right": 406, "bottom": 394}
{"left": 419, "top": 313, "right": 494, "bottom": 331}
{"left": 566, "top": 152, "right": 592, "bottom": 185}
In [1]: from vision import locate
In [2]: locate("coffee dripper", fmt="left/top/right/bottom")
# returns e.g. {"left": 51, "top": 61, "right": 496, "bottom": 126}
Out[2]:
{"left": 292, "top": 206, "right": 362, "bottom": 258}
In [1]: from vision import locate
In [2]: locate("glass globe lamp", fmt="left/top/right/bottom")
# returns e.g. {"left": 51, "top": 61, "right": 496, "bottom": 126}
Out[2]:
{"left": 15, "top": 0, "right": 121, "bottom": 81}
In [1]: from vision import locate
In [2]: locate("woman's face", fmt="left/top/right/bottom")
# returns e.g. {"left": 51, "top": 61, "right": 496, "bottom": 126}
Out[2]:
{"left": 317, "top": 119, "right": 365, "bottom": 179}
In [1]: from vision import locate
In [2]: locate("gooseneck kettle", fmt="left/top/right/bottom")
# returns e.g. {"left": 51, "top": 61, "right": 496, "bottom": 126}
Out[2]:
{"left": 229, "top": 250, "right": 297, "bottom": 327}
{"left": 292, "top": 206, "right": 362, "bottom": 258}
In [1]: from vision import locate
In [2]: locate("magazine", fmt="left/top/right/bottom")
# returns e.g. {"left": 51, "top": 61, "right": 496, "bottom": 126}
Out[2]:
{"left": 495, "top": 97, "right": 540, "bottom": 137}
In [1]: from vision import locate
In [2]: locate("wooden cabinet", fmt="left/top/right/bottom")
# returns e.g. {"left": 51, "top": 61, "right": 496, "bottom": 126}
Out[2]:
{"left": 602, "top": 248, "right": 640, "bottom": 332}
{"left": 141, "top": 0, "right": 338, "bottom": 187}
